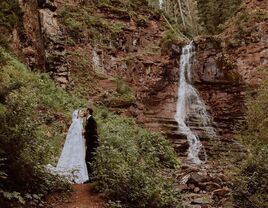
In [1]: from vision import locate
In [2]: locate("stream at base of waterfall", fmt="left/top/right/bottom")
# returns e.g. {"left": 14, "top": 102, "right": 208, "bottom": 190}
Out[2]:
{"left": 175, "top": 42, "right": 216, "bottom": 164}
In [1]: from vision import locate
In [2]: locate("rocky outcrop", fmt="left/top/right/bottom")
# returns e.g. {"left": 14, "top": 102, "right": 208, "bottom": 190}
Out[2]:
{"left": 12, "top": 0, "right": 69, "bottom": 89}
{"left": 18, "top": 0, "right": 46, "bottom": 70}
{"left": 176, "top": 162, "right": 233, "bottom": 208}
{"left": 192, "top": 37, "right": 246, "bottom": 139}
{"left": 39, "top": 0, "right": 70, "bottom": 89}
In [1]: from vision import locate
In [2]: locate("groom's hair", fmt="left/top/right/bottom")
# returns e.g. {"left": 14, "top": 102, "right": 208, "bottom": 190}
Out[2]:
{"left": 87, "top": 108, "right": 93, "bottom": 115}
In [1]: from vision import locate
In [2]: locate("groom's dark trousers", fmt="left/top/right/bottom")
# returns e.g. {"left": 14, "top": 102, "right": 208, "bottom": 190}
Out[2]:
{"left": 84, "top": 116, "right": 98, "bottom": 176}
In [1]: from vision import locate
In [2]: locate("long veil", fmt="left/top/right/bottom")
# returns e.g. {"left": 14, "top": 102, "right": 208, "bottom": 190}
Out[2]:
{"left": 47, "top": 110, "right": 89, "bottom": 184}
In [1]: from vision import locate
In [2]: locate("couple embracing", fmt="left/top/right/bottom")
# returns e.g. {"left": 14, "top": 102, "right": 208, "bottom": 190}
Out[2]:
{"left": 48, "top": 108, "right": 98, "bottom": 184}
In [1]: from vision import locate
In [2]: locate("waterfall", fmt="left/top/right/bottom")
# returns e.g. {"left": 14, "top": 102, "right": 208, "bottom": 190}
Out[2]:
{"left": 159, "top": 0, "right": 164, "bottom": 9}
{"left": 175, "top": 42, "right": 216, "bottom": 164}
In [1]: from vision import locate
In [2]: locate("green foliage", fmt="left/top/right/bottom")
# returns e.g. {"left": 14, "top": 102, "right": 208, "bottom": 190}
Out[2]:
{"left": 60, "top": 0, "right": 160, "bottom": 46}
{"left": 196, "top": 0, "right": 243, "bottom": 34}
{"left": 92, "top": 108, "right": 181, "bottom": 208}
{"left": 234, "top": 69, "right": 268, "bottom": 208}
{"left": 160, "top": 29, "right": 181, "bottom": 51}
{"left": 109, "top": 79, "right": 135, "bottom": 107}
{"left": 233, "top": 8, "right": 268, "bottom": 41}
{"left": 0, "top": 0, "right": 24, "bottom": 49}
{"left": 0, "top": 0, "right": 22, "bottom": 31}
{"left": 0, "top": 48, "right": 83, "bottom": 206}
{"left": 95, "top": 0, "right": 158, "bottom": 17}
{"left": 161, "top": 0, "right": 201, "bottom": 38}
{"left": 98, "top": 79, "right": 135, "bottom": 108}
{"left": 234, "top": 144, "right": 268, "bottom": 208}
{"left": 60, "top": 4, "right": 126, "bottom": 46}
{"left": 0, "top": 48, "right": 181, "bottom": 207}
{"left": 245, "top": 69, "right": 268, "bottom": 144}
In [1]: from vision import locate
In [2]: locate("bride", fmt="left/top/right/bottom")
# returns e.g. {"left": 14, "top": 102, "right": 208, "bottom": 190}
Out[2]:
{"left": 47, "top": 110, "right": 89, "bottom": 184}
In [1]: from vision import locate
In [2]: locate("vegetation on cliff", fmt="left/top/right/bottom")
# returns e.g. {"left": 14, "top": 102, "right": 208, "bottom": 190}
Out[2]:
{"left": 221, "top": 5, "right": 268, "bottom": 47}
{"left": 0, "top": 48, "right": 181, "bottom": 207}
{"left": 196, "top": 0, "right": 243, "bottom": 34}
{"left": 0, "top": 0, "right": 23, "bottom": 49}
{"left": 60, "top": 0, "right": 160, "bottom": 46}
{"left": 234, "top": 70, "right": 268, "bottom": 208}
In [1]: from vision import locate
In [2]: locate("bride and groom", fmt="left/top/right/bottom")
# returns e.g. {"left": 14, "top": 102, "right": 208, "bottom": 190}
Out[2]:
{"left": 48, "top": 108, "right": 98, "bottom": 184}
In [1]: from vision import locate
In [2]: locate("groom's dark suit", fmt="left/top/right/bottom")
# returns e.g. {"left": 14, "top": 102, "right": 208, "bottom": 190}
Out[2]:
{"left": 84, "top": 115, "right": 98, "bottom": 175}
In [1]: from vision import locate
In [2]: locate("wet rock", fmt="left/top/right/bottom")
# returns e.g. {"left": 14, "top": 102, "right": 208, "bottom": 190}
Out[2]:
{"left": 212, "top": 187, "right": 230, "bottom": 198}
{"left": 188, "top": 184, "right": 196, "bottom": 190}
{"left": 56, "top": 76, "right": 68, "bottom": 84}
{"left": 177, "top": 184, "right": 189, "bottom": 192}
{"left": 199, "top": 181, "right": 221, "bottom": 192}
{"left": 194, "top": 187, "right": 200, "bottom": 193}
{"left": 191, "top": 195, "right": 213, "bottom": 205}
{"left": 189, "top": 172, "right": 209, "bottom": 185}
{"left": 180, "top": 174, "right": 191, "bottom": 184}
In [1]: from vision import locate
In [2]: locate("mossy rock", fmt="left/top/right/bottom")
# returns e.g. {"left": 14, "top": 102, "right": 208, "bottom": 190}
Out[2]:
{"left": 224, "top": 70, "right": 241, "bottom": 83}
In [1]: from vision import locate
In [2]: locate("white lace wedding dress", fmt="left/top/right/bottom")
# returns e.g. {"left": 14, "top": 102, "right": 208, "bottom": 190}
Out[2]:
{"left": 47, "top": 110, "right": 89, "bottom": 184}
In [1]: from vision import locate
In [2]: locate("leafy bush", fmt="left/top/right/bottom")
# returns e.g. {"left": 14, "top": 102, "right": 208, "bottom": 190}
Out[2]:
{"left": 0, "top": 0, "right": 23, "bottom": 31}
{"left": 92, "top": 108, "right": 182, "bottom": 208}
{"left": 101, "top": 79, "right": 135, "bottom": 108}
{"left": 0, "top": 0, "right": 24, "bottom": 49}
{"left": 234, "top": 145, "right": 268, "bottom": 208}
{"left": 234, "top": 69, "right": 268, "bottom": 208}
{"left": 0, "top": 48, "right": 83, "bottom": 206}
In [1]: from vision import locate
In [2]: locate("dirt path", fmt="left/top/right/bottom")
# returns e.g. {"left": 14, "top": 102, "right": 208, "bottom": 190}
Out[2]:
{"left": 47, "top": 184, "right": 104, "bottom": 208}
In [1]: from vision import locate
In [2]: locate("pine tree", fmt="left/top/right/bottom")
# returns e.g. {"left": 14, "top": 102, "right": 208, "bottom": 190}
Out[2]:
{"left": 196, "top": 0, "right": 244, "bottom": 34}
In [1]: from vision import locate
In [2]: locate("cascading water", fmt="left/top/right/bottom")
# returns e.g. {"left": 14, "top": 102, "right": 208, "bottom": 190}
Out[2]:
{"left": 175, "top": 42, "right": 216, "bottom": 164}
{"left": 159, "top": 0, "right": 164, "bottom": 9}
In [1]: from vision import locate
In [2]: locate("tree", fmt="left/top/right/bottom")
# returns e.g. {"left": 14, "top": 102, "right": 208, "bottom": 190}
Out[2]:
{"left": 196, "top": 0, "right": 244, "bottom": 34}
{"left": 161, "top": 0, "right": 201, "bottom": 38}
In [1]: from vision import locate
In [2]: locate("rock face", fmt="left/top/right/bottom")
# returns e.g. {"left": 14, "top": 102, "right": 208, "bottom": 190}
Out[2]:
{"left": 39, "top": 0, "right": 70, "bottom": 89}
{"left": 17, "top": 0, "right": 46, "bottom": 70}
{"left": 13, "top": 0, "right": 69, "bottom": 89}
{"left": 193, "top": 38, "right": 246, "bottom": 140}
{"left": 8, "top": 0, "right": 266, "bottom": 207}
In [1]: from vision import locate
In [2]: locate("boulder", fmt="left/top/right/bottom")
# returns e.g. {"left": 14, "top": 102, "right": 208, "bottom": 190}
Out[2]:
{"left": 194, "top": 187, "right": 200, "bottom": 193}
{"left": 212, "top": 187, "right": 230, "bottom": 198}
{"left": 39, "top": 9, "right": 60, "bottom": 37}
{"left": 189, "top": 172, "right": 209, "bottom": 185}
{"left": 191, "top": 195, "right": 213, "bottom": 205}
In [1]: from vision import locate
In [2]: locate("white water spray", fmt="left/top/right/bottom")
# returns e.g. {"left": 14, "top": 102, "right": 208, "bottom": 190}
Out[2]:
{"left": 159, "top": 0, "right": 164, "bottom": 9}
{"left": 175, "top": 42, "right": 216, "bottom": 164}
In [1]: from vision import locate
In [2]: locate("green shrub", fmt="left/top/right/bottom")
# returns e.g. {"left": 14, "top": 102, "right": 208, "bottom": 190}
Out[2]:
{"left": 0, "top": 0, "right": 24, "bottom": 49}
{"left": 0, "top": 48, "right": 83, "bottom": 206}
{"left": 234, "top": 69, "right": 268, "bottom": 208}
{"left": 234, "top": 144, "right": 268, "bottom": 208}
{"left": 92, "top": 108, "right": 181, "bottom": 208}
{"left": 0, "top": 0, "right": 23, "bottom": 31}
{"left": 196, "top": 0, "right": 243, "bottom": 34}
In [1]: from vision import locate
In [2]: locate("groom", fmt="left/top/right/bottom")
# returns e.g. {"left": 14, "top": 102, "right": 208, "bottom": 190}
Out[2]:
{"left": 84, "top": 108, "right": 99, "bottom": 177}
